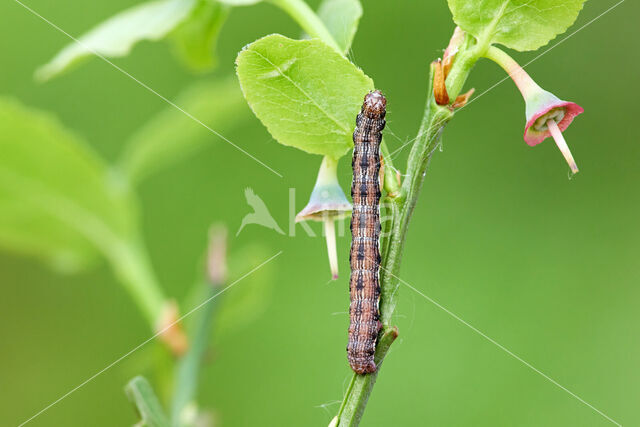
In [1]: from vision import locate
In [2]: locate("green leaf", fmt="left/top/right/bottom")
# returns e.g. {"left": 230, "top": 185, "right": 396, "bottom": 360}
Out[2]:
{"left": 447, "top": 0, "right": 586, "bottom": 51}
{"left": 235, "top": 34, "right": 374, "bottom": 159}
{"left": 36, "top": 0, "right": 198, "bottom": 81}
{"left": 120, "top": 76, "right": 249, "bottom": 183}
{"left": 0, "top": 202, "right": 95, "bottom": 272}
{"left": 215, "top": 244, "right": 274, "bottom": 338}
{"left": 0, "top": 98, "right": 136, "bottom": 273}
{"left": 125, "top": 376, "right": 170, "bottom": 427}
{"left": 169, "top": 0, "right": 230, "bottom": 71}
{"left": 316, "top": 0, "right": 362, "bottom": 53}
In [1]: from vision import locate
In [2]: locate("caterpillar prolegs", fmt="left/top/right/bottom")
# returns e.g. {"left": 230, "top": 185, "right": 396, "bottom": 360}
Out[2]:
{"left": 348, "top": 90, "right": 386, "bottom": 374}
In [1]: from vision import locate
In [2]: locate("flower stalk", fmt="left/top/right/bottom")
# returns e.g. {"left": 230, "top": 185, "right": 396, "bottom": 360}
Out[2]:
{"left": 324, "top": 219, "right": 339, "bottom": 280}
{"left": 296, "top": 156, "right": 351, "bottom": 279}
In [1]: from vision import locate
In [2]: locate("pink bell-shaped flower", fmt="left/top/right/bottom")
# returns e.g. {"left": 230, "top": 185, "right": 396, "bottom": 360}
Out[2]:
{"left": 486, "top": 46, "right": 584, "bottom": 174}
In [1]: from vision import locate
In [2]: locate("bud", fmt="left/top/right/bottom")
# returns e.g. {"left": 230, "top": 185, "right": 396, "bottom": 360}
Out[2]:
{"left": 443, "top": 26, "right": 465, "bottom": 77}
{"left": 156, "top": 300, "right": 188, "bottom": 356}
{"left": 433, "top": 59, "right": 450, "bottom": 106}
{"left": 207, "top": 225, "right": 227, "bottom": 287}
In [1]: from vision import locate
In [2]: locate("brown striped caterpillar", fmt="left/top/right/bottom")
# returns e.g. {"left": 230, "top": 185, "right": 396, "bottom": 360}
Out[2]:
{"left": 348, "top": 90, "right": 386, "bottom": 374}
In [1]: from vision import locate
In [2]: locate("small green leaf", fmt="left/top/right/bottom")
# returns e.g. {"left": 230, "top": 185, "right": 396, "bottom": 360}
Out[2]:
{"left": 125, "top": 376, "right": 170, "bottom": 427}
{"left": 215, "top": 244, "right": 274, "bottom": 337}
{"left": 169, "top": 0, "right": 230, "bottom": 71}
{"left": 36, "top": 0, "right": 198, "bottom": 81}
{"left": 0, "top": 98, "right": 136, "bottom": 273}
{"left": 236, "top": 34, "right": 374, "bottom": 159}
{"left": 447, "top": 0, "right": 586, "bottom": 51}
{"left": 120, "top": 76, "right": 249, "bottom": 183}
{"left": 316, "top": 0, "right": 362, "bottom": 53}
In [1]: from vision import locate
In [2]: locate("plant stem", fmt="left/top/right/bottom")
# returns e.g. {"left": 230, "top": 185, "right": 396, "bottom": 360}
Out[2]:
{"left": 336, "top": 36, "right": 479, "bottom": 425}
{"left": 107, "top": 237, "right": 166, "bottom": 328}
{"left": 336, "top": 327, "right": 398, "bottom": 425}
{"left": 445, "top": 27, "right": 497, "bottom": 101}
{"left": 380, "top": 75, "right": 453, "bottom": 324}
{"left": 171, "top": 226, "right": 227, "bottom": 425}
{"left": 170, "top": 281, "right": 219, "bottom": 426}
{"left": 267, "top": 0, "right": 342, "bottom": 53}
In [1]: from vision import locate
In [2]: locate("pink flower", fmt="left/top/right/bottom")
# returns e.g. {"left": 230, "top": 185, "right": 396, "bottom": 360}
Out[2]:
{"left": 486, "top": 47, "right": 583, "bottom": 174}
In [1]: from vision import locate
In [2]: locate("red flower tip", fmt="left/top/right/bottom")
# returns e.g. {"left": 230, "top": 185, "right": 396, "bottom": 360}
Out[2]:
{"left": 524, "top": 99, "right": 584, "bottom": 147}
{"left": 485, "top": 47, "right": 584, "bottom": 174}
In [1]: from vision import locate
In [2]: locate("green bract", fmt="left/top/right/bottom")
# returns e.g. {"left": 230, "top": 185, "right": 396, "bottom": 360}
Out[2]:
{"left": 125, "top": 376, "right": 170, "bottom": 427}
{"left": 236, "top": 34, "right": 374, "bottom": 159}
{"left": 36, "top": 0, "right": 199, "bottom": 81}
{"left": 0, "top": 98, "right": 136, "bottom": 273}
{"left": 447, "top": 0, "right": 586, "bottom": 51}
{"left": 317, "top": 0, "right": 362, "bottom": 53}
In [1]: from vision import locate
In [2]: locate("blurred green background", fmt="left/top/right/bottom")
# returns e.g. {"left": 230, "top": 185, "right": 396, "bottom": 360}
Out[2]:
{"left": 1, "top": 0, "right": 639, "bottom": 426}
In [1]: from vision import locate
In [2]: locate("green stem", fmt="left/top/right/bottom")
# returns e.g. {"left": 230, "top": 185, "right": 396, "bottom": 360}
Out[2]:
{"left": 170, "top": 226, "right": 226, "bottom": 425}
{"left": 170, "top": 281, "right": 219, "bottom": 426}
{"left": 267, "top": 0, "right": 342, "bottom": 53}
{"left": 336, "top": 35, "right": 480, "bottom": 426}
{"left": 444, "top": 34, "right": 477, "bottom": 100}
{"left": 445, "top": 24, "right": 498, "bottom": 100}
{"left": 336, "top": 327, "right": 398, "bottom": 425}
{"left": 446, "top": 0, "right": 507, "bottom": 99}
{"left": 107, "top": 237, "right": 166, "bottom": 328}
{"left": 380, "top": 76, "right": 453, "bottom": 324}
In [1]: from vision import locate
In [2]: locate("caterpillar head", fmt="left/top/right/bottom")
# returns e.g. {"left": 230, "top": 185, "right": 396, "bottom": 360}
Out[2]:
{"left": 363, "top": 90, "right": 386, "bottom": 117}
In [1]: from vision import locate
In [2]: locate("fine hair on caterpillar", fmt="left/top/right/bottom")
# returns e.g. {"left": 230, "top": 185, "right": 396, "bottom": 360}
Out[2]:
{"left": 348, "top": 90, "right": 386, "bottom": 375}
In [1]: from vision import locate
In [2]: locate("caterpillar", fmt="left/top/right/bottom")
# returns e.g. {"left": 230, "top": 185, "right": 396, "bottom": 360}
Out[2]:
{"left": 348, "top": 90, "right": 386, "bottom": 374}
